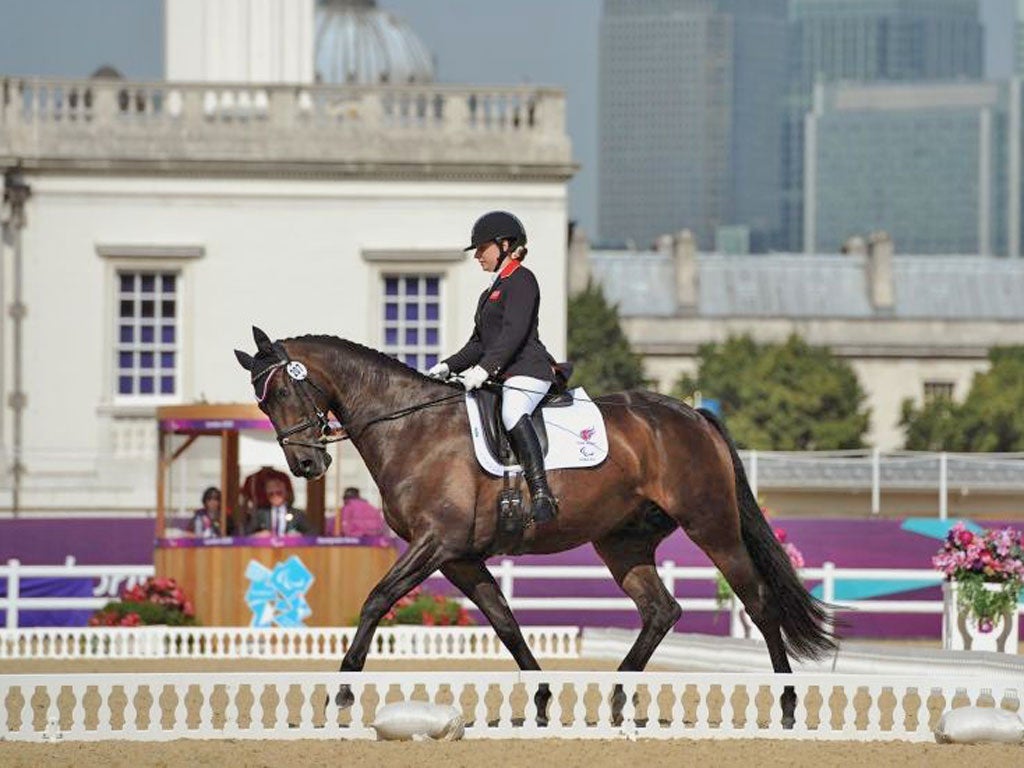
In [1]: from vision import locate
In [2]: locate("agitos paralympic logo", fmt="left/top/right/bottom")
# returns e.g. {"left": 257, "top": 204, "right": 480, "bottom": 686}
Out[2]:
{"left": 578, "top": 426, "right": 598, "bottom": 459}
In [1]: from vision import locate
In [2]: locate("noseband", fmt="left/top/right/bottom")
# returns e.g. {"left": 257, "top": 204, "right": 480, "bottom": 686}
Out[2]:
{"left": 253, "top": 346, "right": 343, "bottom": 452}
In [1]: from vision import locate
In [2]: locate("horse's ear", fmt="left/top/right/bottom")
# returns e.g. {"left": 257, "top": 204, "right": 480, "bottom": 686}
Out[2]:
{"left": 234, "top": 349, "right": 254, "bottom": 371}
{"left": 252, "top": 326, "right": 273, "bottom": 352}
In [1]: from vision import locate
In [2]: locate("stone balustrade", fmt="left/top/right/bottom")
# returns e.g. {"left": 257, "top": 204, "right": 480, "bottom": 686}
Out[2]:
{"left": 0, "top": 77, "right": 573, "bottom": 178}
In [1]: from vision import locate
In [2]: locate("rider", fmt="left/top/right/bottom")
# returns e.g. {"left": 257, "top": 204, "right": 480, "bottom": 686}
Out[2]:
{"left": 427, "top": 211, "right": 559, "bottom": 528}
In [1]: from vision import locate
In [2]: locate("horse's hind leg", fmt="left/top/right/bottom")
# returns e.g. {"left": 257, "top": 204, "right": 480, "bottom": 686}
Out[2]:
{"left": 334, "top": 534, "right": 446, "bottom": 707}
{"left": 441, "top": 559, "right": 550, "bottom": 726}
{"left": 693, "top": 533, "right": 797, "bottom": 726}
{"left": 593, "top": 529, "right": 682, "bottom": 725}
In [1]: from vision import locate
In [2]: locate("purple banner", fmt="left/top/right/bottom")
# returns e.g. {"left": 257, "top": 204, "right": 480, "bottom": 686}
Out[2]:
{"left": 156, "top": 535, "right": 396, "bottom": 549}
{"left": 161, "top": 418, "right": 271, "bottom": 432}
{"left": 0, "top": 577, "right": 94, "bottom": 627}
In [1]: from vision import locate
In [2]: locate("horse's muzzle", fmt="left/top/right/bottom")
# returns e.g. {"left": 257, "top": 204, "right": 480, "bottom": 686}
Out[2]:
{"left": 298, "top": 452, "right": 331, "bottom": 478}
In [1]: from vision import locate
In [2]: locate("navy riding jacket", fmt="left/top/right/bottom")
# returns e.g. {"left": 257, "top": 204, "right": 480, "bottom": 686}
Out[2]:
{"left": 444, "top": 259, "right": 556, "bottom": 382}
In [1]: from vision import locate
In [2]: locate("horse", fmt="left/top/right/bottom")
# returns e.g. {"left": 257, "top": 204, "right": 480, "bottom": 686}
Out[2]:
{"left": 234, "top": 327, "right": 835, "bottom": 723}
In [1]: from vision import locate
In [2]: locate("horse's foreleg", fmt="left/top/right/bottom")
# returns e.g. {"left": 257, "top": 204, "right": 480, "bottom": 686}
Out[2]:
{"left": 441, "top": 559, "right": 550, "bottom": 726}
{"left": 594, "top": 533, "right": 682, "bottom": 725}
{"left": 334, "top": 534, "right": 445, "bottom": 707}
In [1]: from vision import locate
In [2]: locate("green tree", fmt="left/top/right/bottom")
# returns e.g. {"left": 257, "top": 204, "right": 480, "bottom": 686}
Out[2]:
{"left": 567, "top": 282, "right": 645, "bottom": 395}
{"left": 673, "top": 334, "right": 870, "bottom": 450}
{"left": 901, "top": 347, "right": 1024, "bottom": 451}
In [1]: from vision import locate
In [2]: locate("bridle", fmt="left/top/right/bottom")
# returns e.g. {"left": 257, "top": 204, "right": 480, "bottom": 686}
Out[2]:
{"left": 252, "top": 345, "right": 344, "bottom": 452}
{"left": 252, "top": 342, "right": 467, "bottom": 450}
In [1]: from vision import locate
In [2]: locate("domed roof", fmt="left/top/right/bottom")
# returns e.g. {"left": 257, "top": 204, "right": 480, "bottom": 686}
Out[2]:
{"left": 315, "top": 0, "right": 435, "bottom": 85}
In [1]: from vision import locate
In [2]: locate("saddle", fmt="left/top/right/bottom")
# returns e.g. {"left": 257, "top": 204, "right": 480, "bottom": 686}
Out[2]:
{"left": 475, "top": 364, "right": 575, "bottom": 555}
{"left": 474, "top": 384, "right": 574, "bottom": 465}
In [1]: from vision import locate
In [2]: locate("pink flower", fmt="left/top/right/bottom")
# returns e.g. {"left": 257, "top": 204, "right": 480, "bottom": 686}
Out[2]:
{"left": 774, "top": 528, "right": 788, "bottom": 543}
{"left": 978, "top": 617, "right": 994, "bottom": 634}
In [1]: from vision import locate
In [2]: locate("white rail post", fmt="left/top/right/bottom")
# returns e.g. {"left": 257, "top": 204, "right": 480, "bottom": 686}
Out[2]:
{"left": 871, "top": 448, "right": 881, "bottom": 516}
{"left": 749, "top": 449, "right": 759, "bottom": 499}
{"left": 659, "top": 560, "right": 676, "bottom": 597}
{"left": 939, "top": 452, "right": 948, "bottom": 520}
{"left": 6, "top": 558, "right": 20, "bottom": 629}
{"left": 499, "top": 559, "right": 514, "bottom": 600}
{"left": 821, "top": 561, "right": 836, "bottom": 603}
{"left": 822, "top": 560, "right": 836, "bottom": 629}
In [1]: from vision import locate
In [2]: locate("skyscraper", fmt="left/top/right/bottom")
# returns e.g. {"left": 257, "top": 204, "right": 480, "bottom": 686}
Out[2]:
{"left": 805, "top": 80, "right": 1021, "bottom": 257}
{"left": 598, "top": 0, "right": 787, "bottom": 251}
{"left": 784, "top": 0, "right": 984, "bottom": 250}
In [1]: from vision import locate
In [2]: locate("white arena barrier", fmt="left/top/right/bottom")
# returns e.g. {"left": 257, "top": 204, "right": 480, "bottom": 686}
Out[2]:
{"left": 0, "top": 626, "right": 579, "bottom": 661}
{"left": 584, "top": 628, "right": 1024, "bottom": 679}
{"left": 0, "top": 670, "right": 1019, "bottom": 742}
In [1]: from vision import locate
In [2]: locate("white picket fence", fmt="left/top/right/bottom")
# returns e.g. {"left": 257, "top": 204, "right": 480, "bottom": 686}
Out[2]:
{"left": 6, "top": 557, "right": 1021, "bottom": 639}
{"left": 0, "top": 669, "right": 1018, "bottom": 742}
{"left": 1, "top": 557, "right": 154, "bottom": 629}
{"left": 0, "top": 625, "right": 578, "bottom": 661}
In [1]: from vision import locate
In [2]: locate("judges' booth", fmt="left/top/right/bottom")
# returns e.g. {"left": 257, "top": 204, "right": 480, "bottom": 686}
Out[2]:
{"left": 154, "top": 404, "right": 396, "bottom": 627}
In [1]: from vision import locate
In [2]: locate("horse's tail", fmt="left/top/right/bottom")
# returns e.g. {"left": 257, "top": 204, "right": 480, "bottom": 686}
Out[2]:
{"left": 698, "top": 407, "right": 837, "bottom": 660}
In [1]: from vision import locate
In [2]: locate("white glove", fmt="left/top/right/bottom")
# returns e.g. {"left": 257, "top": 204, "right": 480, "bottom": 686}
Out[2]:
{"left": 426, "top": 361, "right": 450, "bottom": 380}
{"left": 460, "top": 365, "right": 489, "bottom": 391}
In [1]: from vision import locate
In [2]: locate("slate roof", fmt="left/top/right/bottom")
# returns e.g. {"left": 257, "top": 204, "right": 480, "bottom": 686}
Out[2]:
{"left": 589, "top": 252, "right": 1024, "bottom": 320}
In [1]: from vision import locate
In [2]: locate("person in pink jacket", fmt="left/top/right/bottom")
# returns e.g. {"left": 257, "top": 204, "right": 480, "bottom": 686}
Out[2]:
{"left": 332, "top": 487, "right": 387, "bottom": 537}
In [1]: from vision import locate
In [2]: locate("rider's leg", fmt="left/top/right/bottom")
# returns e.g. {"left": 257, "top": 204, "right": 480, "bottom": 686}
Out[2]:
{"left": 502, "top": 376, "right": 558, "bottom": 524}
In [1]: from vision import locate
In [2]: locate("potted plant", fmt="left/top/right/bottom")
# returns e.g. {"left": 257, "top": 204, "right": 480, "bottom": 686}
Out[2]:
{"left": 934, "top": 523, "right": 1023, "bottom": 653}
{"left": 90, "top": 576, "right": 197, "bottom": 627}
{"left": 380, "top": 586, "right": 474, "bottom": 627}
{"left": 716, "top": 527, "right": 805, "bottom": 640}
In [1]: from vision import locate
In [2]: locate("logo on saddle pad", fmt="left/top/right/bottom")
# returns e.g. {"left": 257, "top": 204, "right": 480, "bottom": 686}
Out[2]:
{"left": 466, "top": 388, "right": 609, "bottom": 477}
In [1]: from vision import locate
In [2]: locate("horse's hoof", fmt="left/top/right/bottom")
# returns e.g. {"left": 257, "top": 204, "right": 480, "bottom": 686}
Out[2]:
{"left": 335, "top": 685, "right": 355, "bottom": 709}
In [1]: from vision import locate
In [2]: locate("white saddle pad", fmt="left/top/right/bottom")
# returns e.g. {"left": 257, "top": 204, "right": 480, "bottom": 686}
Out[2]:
{"left": 466, "top": 386, "right": 609, "bottom": 477}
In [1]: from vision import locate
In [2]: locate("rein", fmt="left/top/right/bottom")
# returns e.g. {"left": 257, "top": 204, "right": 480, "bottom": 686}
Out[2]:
{"left": 254, "top": 346, "right": 464, "bottom": 451}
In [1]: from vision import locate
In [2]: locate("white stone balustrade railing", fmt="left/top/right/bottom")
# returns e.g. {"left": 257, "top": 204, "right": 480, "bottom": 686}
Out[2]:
{"left": 0, "top": 625, "right": 579, "bottom": 661}
{"left": 0, "top": 77, "right": 572, "bottom": 173}
{"left": 0, "top": 670, "right": 1018, "bottom": 742}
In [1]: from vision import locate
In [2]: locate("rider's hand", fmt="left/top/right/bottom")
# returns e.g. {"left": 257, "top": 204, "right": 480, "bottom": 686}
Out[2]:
{"left": 460, "top": 365, "right": 489, "bottom": 391}
{"left": 426, "top": 362, "right": 450, "bottom": 380}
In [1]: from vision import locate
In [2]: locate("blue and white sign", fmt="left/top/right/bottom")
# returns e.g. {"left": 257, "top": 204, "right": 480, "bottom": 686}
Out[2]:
{"left": 244, "top": 556, "right": 315, "bottom": 628}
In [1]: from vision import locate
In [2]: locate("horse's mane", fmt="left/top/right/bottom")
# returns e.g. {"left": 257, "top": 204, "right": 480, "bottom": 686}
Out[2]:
{"left": 283, "top": 333, "right": 441, "bottom": 387}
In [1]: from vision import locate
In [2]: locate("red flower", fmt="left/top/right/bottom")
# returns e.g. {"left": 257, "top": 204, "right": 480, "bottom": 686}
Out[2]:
{"left": 422, "top": 613, "right": 436, "bottom": 626}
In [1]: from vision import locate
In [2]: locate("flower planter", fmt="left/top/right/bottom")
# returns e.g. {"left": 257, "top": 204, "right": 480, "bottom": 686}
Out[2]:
{"left": 942, "top": 581, "right": 1019, "bottom": 653}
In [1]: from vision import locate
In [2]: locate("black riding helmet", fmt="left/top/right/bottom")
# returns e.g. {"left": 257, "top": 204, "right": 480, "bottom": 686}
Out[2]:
{"left": 464, "top": 210, "right": 527, "bottom": 252}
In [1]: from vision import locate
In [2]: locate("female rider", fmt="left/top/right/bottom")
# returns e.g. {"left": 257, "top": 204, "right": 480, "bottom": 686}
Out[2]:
{"left": 427, "top": 211, "right": 558, "bottom": 528}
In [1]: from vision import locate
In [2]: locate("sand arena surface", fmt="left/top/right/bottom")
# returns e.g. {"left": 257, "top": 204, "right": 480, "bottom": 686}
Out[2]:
{"left": 1, "top": 658, "right": 1019, "bottom": 767}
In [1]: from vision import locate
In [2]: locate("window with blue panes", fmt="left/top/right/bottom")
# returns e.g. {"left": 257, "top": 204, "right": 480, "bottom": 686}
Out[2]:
{"left": 382, "top": 275, "right": 441, "bottom": 371}
{"left": 116, "top": 270, "right": 178, "bottom": 397}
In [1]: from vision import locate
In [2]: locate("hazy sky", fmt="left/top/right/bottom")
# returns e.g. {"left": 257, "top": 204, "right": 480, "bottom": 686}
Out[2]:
{"left": 0, "top": 0, "right": 1015, "bottom": 234}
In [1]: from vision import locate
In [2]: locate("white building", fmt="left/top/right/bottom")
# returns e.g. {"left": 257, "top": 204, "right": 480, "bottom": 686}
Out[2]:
{"left": 0, "top": 0, "right": 574, "bottom": 515}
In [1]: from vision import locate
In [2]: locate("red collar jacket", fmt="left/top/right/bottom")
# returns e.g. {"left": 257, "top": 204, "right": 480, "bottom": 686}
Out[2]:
{"left": 444, "top": 261, "right": 556, "bottom": 382}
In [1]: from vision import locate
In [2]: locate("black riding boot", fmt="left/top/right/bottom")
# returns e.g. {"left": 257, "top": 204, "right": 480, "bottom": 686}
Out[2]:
{"left": 507, "top": 415, "right": 559, "bottom": 525}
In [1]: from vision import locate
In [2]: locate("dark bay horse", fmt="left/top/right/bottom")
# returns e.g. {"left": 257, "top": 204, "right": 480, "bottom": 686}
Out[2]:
{"left": 235, "top": 328, "right": 834, "bottom": 721}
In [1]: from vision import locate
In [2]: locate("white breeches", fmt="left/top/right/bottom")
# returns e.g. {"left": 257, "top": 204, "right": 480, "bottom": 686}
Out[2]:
{"left": 501, "top": 375, "right": 552, "bottom": 431}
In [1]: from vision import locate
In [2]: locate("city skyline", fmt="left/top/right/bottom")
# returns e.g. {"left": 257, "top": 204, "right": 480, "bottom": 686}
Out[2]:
{"left": 0, "top": 0, "right": 1016, "bottom": 241}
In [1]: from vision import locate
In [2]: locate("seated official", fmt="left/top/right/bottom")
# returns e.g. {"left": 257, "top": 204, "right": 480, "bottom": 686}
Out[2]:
{"left": 189, "top": 487, "right": 222, "bottom": 538}
{"left": 330, "top": 487, "right": 387, "bottom": 537}
{"left": 247, "top": 478, "right": 311, "bottom": 536}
